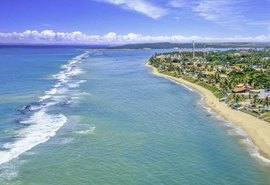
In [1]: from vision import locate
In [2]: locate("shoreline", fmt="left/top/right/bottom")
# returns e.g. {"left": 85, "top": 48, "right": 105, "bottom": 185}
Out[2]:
{"left": 146, "top": 62, "right": 270, "bottom": 161}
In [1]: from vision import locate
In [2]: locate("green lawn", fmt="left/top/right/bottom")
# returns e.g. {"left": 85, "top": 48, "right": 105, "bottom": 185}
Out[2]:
{"left": 182, "top": 76, "right": 224, "bottom": 98}
{"left": 161, "top": 71, "right": 176, "bottom": 77}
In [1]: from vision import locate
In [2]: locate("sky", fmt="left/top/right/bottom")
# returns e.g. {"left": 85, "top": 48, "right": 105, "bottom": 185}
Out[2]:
{"left": 0, "top": 0, "right": 270, "bottom": 44}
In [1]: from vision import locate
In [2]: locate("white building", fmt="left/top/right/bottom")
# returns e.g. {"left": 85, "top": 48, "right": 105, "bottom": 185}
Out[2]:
{"left": 259, "top": 89, "right": 270, "bottom": 99}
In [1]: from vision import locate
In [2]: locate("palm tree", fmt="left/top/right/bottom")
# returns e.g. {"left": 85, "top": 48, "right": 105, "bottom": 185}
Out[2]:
{"left": 233, "top": 94, "right": 241, "bottom": 104}
{"left": 264, "top": 97, "right": 270, "bottom": 108}
{"left": 253, "top": 95, "right": 259, "bottom": 106}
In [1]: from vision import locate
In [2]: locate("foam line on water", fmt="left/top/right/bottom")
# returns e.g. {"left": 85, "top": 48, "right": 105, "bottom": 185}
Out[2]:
{"left": 75, "top": 125, "right": 96, "bottom": 135}
{"left": 0, "top": 51, "right": 89, "bottom": 165}
{"left": 197, "top": 93, "right": 270, "bottom": 165}
{"left": 0, "top": 110, "right": 67, "bottom": 165}
{"left": 165, "top": 77, "right": 193, "bottom": 92}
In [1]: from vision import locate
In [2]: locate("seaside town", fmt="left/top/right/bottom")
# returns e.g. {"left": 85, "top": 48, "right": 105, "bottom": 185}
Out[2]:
{"left": 148, "top": 46, "right": 270, "bottom": 123}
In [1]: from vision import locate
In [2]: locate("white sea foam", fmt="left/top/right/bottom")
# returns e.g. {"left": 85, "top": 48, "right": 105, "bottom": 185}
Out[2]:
{"left": 39, "top": 95, "right": 51, "bottom": 101}
{"left": 45, "top": 88, "right": 58, "bottom": 95}
{"left": 67, "top": 80, "right": 87, "bottom": 89}
{"left": 51, "top": 52, "right": 88, "bottom": 85}
{"left": 165, "top": 77, "right": 193, "bottom": 92}
{"left": 0, "top": 110, "right": 67, "bottom": 165}
{"left": 0, "top": 161, "right": 19, "bottom": 182}
{"left": 0, "top": 52, "right": 89, "bottom": 166}
{"left": 75, "top": 125, "right": 96, "bottom": 135}
{"left": 179, "top": 83, "right": 194, "bottom": 92}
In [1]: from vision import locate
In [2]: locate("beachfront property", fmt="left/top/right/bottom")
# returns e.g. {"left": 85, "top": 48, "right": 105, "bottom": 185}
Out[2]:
{"left": 259, "top": 89, "right": 270, "bottom": 99}
{"left": 148, "top": 49, "right": 270, "bottom": 122}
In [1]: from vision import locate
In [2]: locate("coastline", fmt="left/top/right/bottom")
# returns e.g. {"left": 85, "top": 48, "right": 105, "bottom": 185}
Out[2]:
{"left": 146, "top": 62, "right": 270, "bottom": 161}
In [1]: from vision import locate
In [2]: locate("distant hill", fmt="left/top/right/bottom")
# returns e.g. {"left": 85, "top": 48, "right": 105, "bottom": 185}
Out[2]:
{"left": 111, "top": 42, "right": 270, "bottom": 49}
{"left": 1, "top": 43, "right": 270, "bottom": 49}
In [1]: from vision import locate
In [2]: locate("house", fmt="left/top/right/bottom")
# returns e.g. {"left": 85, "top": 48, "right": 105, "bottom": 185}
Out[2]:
{"left": 232, "top": 87, "right": 248, "bottom": 93}
{"left": 171, "top": 53, "right": 182, "bottom": 60}
{"left": 233, "top": 52, "right": 241, "bottom": 56}
{"left": 251, "top": 65, "right": 262, "bottom": 69}
{"left": 236, "top": 84, "right": 245, "bottom": 88}
{"left": 231, "top": 65, "right": 243, "bottom": 71}
{"left": 156, "top": 55, "right": 166, "bottom": 62}
{"left": 252, "top": 65, "right": 263, "bottom": 71}
{"left": 232, "top": 84, "right": 249, "bottom": 93}
{"left": 219, "top": 74, "right": 228, "bottom": 79}
{"left": 259, "top": 89, "right": 270, "bottom": 99}
{"left": 249, "top": 89, "right": 260, "bottom": 98}
{"left": 214, "top": 65, "right": 224, "bottom": 70}
{"left": 172, "top": 63, "right": 182, "bottom": 68}
{"left": 202, "top": 71, "right": 215, "bottom": 78}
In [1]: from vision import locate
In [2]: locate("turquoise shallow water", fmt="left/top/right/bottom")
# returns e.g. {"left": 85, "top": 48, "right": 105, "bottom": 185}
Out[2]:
{"left": 1, "top": 48, "right": 270, "bottom": 184}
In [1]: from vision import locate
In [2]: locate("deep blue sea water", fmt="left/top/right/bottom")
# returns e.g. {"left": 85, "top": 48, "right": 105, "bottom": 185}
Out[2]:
{"left": 0, "top": 47, "right": 270, "bottom": 185}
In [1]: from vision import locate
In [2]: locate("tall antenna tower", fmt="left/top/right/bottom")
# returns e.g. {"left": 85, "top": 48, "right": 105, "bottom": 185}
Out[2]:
{"left": 192, "top": 40, "right": 195, "bottom": 58}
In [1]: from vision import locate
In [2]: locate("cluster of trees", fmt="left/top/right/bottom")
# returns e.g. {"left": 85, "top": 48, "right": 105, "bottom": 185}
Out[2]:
{"left": 150, "top": 49, "right": 270, "bottom": 90}
{"left": 206, "top": 49, "right": 270, "bottom": 67}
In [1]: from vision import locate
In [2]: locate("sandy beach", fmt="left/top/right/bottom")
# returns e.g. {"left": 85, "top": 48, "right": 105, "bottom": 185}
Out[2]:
{"left": 146, "top": 62, "right": 270, "bottom": 161}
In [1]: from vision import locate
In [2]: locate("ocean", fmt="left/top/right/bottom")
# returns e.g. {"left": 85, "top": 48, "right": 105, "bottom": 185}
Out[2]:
{"left": 0, "top": 47, "right": 270, "bottom": 185}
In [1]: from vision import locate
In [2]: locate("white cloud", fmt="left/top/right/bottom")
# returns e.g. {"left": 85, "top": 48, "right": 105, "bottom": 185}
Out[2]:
{"left": 193, "top": 0, "right": 248, "bottom": 28}
{"left": 0, "top": 30, "right": 269, "bottom": 44}
{"left": 93, "top": 0, "right": 269, "bottom": 32}
{"left": 42, "top": 23, "right": 51, "bottom": 27}
{"left": 168, "top": 0, "right": 186, "bottom": 8}
{"left": 247, "top": 20, "right": 270, "bottom": 31}
{"left": 96, "top": 0, "right": 167, "bottom": 19}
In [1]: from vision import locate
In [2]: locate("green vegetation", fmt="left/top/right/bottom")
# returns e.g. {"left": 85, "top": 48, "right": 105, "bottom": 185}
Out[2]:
{"left": 182, "top": 76, "right": 223, "bottom": 98}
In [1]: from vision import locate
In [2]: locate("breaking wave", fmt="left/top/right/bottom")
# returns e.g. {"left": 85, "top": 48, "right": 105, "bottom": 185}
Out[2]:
{"left": 0, "top": 51, "right": 89, "bottom": 165}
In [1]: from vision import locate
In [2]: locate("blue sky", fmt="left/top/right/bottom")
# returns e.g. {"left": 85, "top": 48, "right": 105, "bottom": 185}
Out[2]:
{"left": 0, "top": 0, "right": 270, "bottom": 43}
